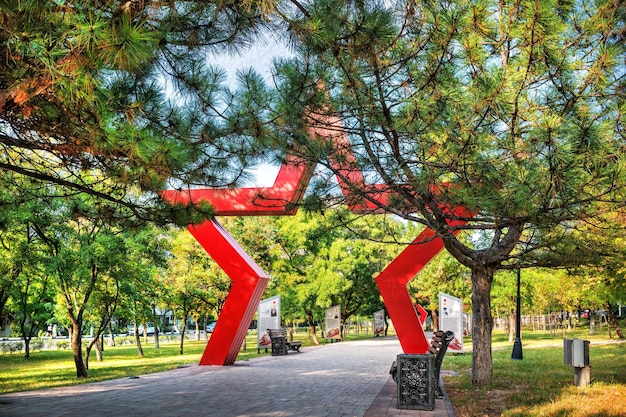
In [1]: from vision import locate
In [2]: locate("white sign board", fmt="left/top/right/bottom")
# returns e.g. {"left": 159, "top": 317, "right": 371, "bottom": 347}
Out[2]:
{"left": 439, "top": 292, "right": 464, "bottom": 353}
{"left": 257, "top": 295, "right": 280, "bottom": 348}
{"left": 325, "top": 305, "right": 341, "bottom": 340}
{"left": 374, "top": 309, "right": 385, "bottom": 337}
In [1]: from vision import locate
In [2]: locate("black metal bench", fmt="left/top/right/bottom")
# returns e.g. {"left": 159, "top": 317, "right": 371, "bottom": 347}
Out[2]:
{"left": 389, "top": 330, "right": 454, "bottom": 398}
{"left": 287, "top": 340, "right": 302, "bottom": 351}
{"left": 267, "top": 329, "right": 302, "bottom": 355}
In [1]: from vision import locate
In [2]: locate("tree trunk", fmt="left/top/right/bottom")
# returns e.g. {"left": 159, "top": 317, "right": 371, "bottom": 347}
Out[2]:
{"left": 142, "top": 321, "right": 149, "bottom": 345}
{"left": 606, "top": 302, "right": 624, "bottom": 339}
{"left": 589, "top": 309, "right": 595, "bottom": 335}
{"left": 71, "top": 320, "right": 88, "bottom": 377}
{"left": 179, "top": 314, "right": 189, "bottom": 355}
{"left": 508, "top": 309, "right": 515, "bottom": 343}
{"left": 134, "top": 324, "right": 144, "bottom": 358}
{"left": 431, "top": 309, "right": 439, "bottom": 331}
{"left": 306, "top": 311, "right": 319, "bottom": 345}
{"left": 23, "top": 337, "right": 31, "bottom": 358}
{"left": 471, "top": 267, "right": 494, "bottom": 387}
{"left": 95, "top": 336, "right": 103, "bottom": 362}
{"left": 108, "top": 321, "right": 116, "bottom": 347}
{"left": 68, "top": 326, "right": 73, "bottom": 350}
{"left": 154, "top": 307, "right": 160, "bottom": 348}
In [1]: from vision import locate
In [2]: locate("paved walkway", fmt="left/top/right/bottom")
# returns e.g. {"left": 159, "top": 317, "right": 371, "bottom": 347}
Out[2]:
{"left": 0, "top": 337, "right": 455, "bottom": 417}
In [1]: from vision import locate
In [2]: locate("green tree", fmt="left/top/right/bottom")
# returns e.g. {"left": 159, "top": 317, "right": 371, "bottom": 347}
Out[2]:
{"left": 270, "top": 211, "right": 343, "bottom": 343}
{"left": 409, "top": 249, "right": 472, "bottom": 331}
{"left": 237, "top": 0, "right": 625, "bottom": 386}
{"left": 0, "top": 1, "right": 278, "bottom": 226}
{"left": 165, "top": 229, "right": 228, "bottom": 354}
{"left": 0, "top": 0, "right": 278, "bottom": 372}
{"left": 490, "top": 269, "right": 533, "bottom": 342}
{"left": 116, "top": 227, "right": 170, "bottom": 355}
{"left": 269, "top": 210, "right": 400, "bottom": 340}
{"left": 32, "top": 192, "right": 146, "bottom": 377}
{"left": 9, "top": 254, "right": 55, "bottom": 358}
{"left": 6, "top": 226, "right": 55, "bottom": 358}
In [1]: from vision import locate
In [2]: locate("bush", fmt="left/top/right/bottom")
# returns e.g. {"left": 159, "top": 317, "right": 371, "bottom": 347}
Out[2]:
{"left": 1, "top": 342, "right": 24, "bottom": 355}
{"left": 116, "top": 336, "right": 133, "bottom": 345}
{"left": 56, "top": 341, "right": 69, "bottom": 350}
{"left": 31, "top": 338, "right": 44, "bottom": 352}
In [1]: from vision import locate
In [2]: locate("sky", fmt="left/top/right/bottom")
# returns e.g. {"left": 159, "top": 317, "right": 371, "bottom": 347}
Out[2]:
{"left": 218, "top": 39, "right": 292, "bottom": 187}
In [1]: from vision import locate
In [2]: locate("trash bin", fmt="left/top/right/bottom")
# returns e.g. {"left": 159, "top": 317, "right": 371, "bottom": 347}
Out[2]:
{"left": 396, "top": 353, "right": 435, "bottom": 410}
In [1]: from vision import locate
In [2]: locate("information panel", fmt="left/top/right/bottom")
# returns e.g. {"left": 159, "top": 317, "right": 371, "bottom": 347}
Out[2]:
{"left": 374, "top": 309, "right": 385, "bottom": 337}
{"left": 257, "top": 295, "right": 280, "bottom": 348}
{"left": 438, "top": 292, "right": 464, "bottom": 352}
{"left": 325, "top": 305, "right": 342, "bottom": 340}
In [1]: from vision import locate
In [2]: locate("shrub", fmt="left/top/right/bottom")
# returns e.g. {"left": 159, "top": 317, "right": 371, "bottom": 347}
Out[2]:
{"left": 31, "top": 338, "right": 44, "bottom": 352}
{"left": 56, "top": 341, "right": 69, "bottom": 350}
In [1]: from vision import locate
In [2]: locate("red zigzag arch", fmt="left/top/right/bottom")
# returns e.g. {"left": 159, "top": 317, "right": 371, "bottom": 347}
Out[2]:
{"left": 162, "top": 113, "right": 469, "bottom": 365}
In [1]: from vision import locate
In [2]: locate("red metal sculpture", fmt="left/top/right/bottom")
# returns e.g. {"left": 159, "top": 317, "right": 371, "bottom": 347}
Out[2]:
{"left": 163, "top": 114, "right": 467, "bottom": 365}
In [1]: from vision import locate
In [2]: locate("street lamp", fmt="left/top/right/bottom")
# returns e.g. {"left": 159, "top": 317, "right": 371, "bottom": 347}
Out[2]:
{"left": 511, "top": 268, "right": 523, "bottom": 360}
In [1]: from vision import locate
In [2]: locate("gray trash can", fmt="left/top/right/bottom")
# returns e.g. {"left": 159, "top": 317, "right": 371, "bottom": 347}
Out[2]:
{"left": 564, "top": 338, "right": 590, "bottom": 387}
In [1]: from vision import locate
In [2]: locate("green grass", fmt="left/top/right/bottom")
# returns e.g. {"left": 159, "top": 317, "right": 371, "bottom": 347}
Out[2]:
{"left": 444, "top": 328, "right": 626, "bottom": 417}
{"left": 0, "top": 334, "right": 271, "bottom": 394}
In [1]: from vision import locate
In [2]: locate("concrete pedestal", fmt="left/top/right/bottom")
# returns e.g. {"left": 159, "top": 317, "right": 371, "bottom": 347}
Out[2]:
{"left": 574, "top": 366, "right": 591, "bottom": 387}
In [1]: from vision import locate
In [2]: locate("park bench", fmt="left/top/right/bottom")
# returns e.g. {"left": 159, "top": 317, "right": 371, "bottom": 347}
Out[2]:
{"left": 389, "top": 330, "right": 455, "bottom": 398}
{"left": 267, "top": 329, "right": 302, "bottom": 355}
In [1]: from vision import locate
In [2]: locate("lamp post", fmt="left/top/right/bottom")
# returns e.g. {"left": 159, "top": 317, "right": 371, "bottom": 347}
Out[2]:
{"left": 511, "top": 268, "right": 523, "bottom": 360}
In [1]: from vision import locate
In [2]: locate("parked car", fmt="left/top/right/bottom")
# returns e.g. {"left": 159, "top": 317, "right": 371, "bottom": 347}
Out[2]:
{"left": 206, "top": 322, "right": 217, "bottom": 333}
{"left": 129, "top": 324, "right": 156, "bottom": 336}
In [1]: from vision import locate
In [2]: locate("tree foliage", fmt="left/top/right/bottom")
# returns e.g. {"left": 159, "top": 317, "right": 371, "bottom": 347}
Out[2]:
{"left": 232, "top": 0, "right": 626, "bottom": 386}
{"left": 0, "top": 0, "right": 279, "bottom": 225}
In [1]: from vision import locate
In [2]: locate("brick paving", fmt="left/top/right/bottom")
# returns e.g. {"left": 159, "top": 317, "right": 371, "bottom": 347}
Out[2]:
{"left": 0, "top": 337, "right": 455, "bottom": 417}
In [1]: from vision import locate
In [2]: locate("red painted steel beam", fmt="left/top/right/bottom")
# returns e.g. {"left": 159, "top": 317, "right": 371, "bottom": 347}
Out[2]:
{"left": 186, "top": 219, "right": 270, "bottom": 365}
{"left": 162, "top": 155, "right": 315, "bottom": 216}
{"left": 163, "top": 112, "right": 471, "bottom": 364}
{"left": 375, "top": 228, "right": 444, "bottom": 353}
{"left": 416, "top": 304, "right": 428, "bottom": 327}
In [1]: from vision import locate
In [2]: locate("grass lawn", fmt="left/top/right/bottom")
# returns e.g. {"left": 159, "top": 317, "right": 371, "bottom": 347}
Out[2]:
{"left": 444, "top": 328, "right": 626, "bottom": 417}
{"left": 0, "top": 333, "right": 274, "bottom": 394}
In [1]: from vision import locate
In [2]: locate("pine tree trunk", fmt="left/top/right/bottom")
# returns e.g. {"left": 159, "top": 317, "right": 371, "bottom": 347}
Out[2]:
{"left": 471, "top": 267, "right": 494, "bottom": 387}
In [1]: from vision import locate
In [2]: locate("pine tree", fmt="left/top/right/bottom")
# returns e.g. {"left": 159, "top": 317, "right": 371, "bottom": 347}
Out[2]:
{"left": 241, "top": 0, "right": 626, "bottom": 386}
{"left": 0, "top": 0, "right": 274, "bottom": 225}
